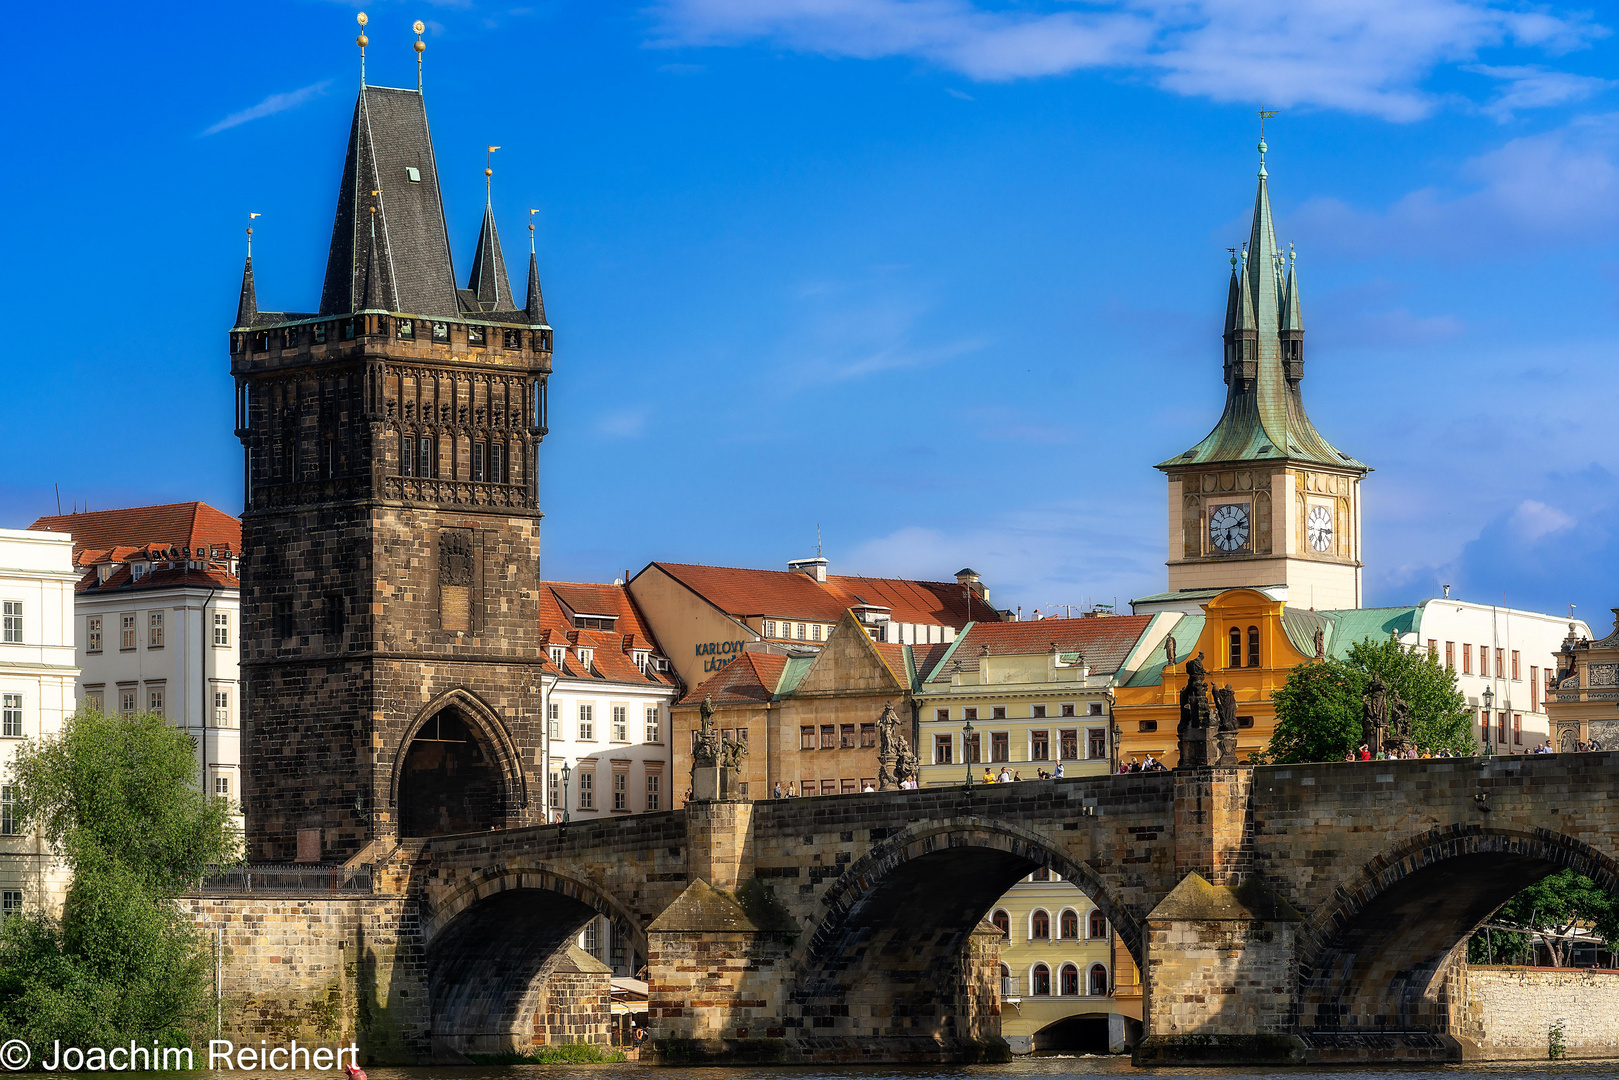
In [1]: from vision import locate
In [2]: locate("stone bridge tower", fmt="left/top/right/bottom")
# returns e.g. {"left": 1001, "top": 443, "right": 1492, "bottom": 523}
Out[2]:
{"left": 230, "top": 81, "right": 552, "bottom": 862}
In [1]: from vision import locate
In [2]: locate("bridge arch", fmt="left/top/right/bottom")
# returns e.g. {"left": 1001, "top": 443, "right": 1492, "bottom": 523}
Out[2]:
{"left": 422, "top": 863, "right": 646, "bottom": 1055}
{"left": 1295, "top": 824, "right": 1619, "bottom": 1034}
{"left": 391, "top": 688, "right": 527, "bottom": 837}
{"left": 793, "top": 817, "right": 1138, "bottom": 1057}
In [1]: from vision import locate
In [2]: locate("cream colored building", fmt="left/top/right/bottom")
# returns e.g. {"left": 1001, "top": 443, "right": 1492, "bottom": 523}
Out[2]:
{"left": 0, "top": 527, "right": 78, "bottom": 916}
{"left": 1548, "top": 609, "right": 1619, "bottom": 752}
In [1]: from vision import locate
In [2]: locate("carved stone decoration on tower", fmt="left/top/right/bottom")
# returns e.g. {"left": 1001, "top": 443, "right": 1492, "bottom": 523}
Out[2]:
{"left": 231, "top": 78, "right": 554, "bottom": 862}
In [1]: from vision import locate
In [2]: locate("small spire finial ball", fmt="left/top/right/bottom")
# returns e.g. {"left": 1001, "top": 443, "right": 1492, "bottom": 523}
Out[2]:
{"left": 1258, "top": 138, "right": 1267, "bottom": 155}
{"left": 485, "top": 167, "right": 493, "bottom": 178}
{"left": 357, "top": 33, "right": 369, "bottom": 47}
{"left": 415, "top": 39, "right": 425, "bottom": 53}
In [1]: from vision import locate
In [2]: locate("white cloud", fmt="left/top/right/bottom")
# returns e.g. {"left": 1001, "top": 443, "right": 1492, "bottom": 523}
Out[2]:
{"left": 649, "top": 0, "right": 1606, "bottom": 120}
{"left": 203, "top": 81, "right": 332, "bottom": 136}
{"left": 1467, "top": 64, "right": 1613, "bottom": 120}
{"left": 1508, "top": 499, "right": 1576, "bottom": 542}
{"left": 1292, "top": 113, "right": 1619, "bottom": 258}
{"left": 598, "top": 407, "right": 651, "bottom": 438}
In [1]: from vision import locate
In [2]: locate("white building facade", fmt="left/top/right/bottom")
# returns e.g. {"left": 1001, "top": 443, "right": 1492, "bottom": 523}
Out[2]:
{"left": 1407, "top": 597, "right": 1589, "bottom": 754}
{"left": 0, "top": 527, "right": 78, "bottom": 916}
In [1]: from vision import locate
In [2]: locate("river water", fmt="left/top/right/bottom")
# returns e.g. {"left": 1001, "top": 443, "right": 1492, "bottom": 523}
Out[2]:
{"left": 38, "top": 1058, "right": 1619, "bottom": 1080}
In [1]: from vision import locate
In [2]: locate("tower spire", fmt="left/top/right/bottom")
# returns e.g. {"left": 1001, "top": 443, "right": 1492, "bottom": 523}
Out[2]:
{"left": 525, "top": 209, "right": 546, "bottom": 325}
{"left": 467, "top": 155, "right": 514, "bottom": 311}
{"left": 236, "top": 217, "right": 260, "bottom": 330}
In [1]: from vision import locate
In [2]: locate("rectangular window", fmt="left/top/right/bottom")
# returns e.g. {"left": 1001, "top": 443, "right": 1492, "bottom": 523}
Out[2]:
{"left": 965, "top": 731, "right": 981, "bottom": 763}
{"left": 820, "top": 724, "right": 835, "bottom": 749}
{"left": 1031, "top": 730, "right": 1049, "bottom": 761}
{"left": 548, "top": 701, "right": 561, "bottom": 739}
{"left": 578, "top": 771, "right": 594, "bottom": 809}
{"left": 1445, "top": 642, "right": 1454, "bottom": 670}
{"left": 1060, "top": 729, "right": 1078, "bottom": 760}
{"left": 645, "top": 706, "right": 661, "bottom": 743}
{"left": 1531, "top": 667, "right": 1539, "bottom": 709}
{"left": 800, "top": 726, "right": 815, "bottom": 750}
{"left": 472, "top": 441, "right": 485, "bottom": 482}
{"left": 1427, "top": 638, "right": 1437, "bottom": 656}
{"left": 0, "top": 787, "right": 16, "bottom": 835}
{"left": 840, "top": 779, "right": 857, "bottom": 795}
{"left": 991, "top": 731, "right": 1009, "bottom": 762}
{"left": 860, "top": 722, "right": 877, "bottom": 748}
{"left": 214, "top": 611, "right": 230, "bottom": 646}
{"left": 215, "top": 775, "right": 231, "bottom": 797}
{"left": 839, "top": 723, "right": 855, "bottom": 748}
{"left": 1512, "top": 650, "right": 1521, "bottom": 680}
{"left": 1089, "top": 702, "right": 1104, "bottom": 716}
{"left": 273, "top": 600, "right": 293, "bottom": 639}
{"left": 811, "top": 624, "right": 821, "bottom": 641}
{"left": 121, "top": 614, "right": 136, "bottom": 650}
{"left": 646, "top": 772, "right": 661, "bottom": 811}
{"left": 147, "top": 687, "right": 164, "bottom": 717}
{"left": 935, "top": 708, "right": 949, "bottom": 723}
{"left": 1496, "top": 648, "right": 1505, "bottom": 678}
{"left": 992, "top": 706, "right": 1006, "bottom": 720}
{"left": 213, "top": 688, "right": 230, "bottom": 727}
{"left": 549, "top": 771, "right": 560, "bottom": 812}
{"left": 1088, "top": 728, "right": 1108, "bottom": 759}
{"left": 963, "top": 707, "right": 978, "bottom": 722}
{"left": 821, "top": 780, "right": 837, "bottom": 796}
{"left": 613, "top": 772, "right": 627, "bottom": 811}
{"left": 934, "top": 734, "right": 953, "bottom": 764}
{"left": 1, "top": 601, "right": 21, "bottom": 644}
{"left": 1497, "top": 712, "right": 1508, "bottom": 744}
{"left": 87, "top": 616, "right": 102, "bottom": 653}
{"left": 1480, "top": 645, "right": 1488, "bottom": 674}
{"left": 578, "top": 704, "right": 594, "bottom": 741}
{"left": 1, "top": 891, "right": 20, "bottom": 918}
{"left": 0, "top": 695, "right": 20, "bottom": 738}
{"left": 1061, "top": 703, "right": 1076, "bottom": 718}
{"left": 84, "top": 689, "right": 103, "bottom": 713}
{"left": 763, "top": 620, "right": 776, "bottom": 638}
{"left": 468, "top": 324, "right": 486, "bottom": 346}
{"left": 490, "top": 443, "right": 505, "bottom": 484}
{"left": 1513, "top": 714, "right": 1522, "bottom": 745}
{"left": 612, "top": 706, "right": 627, "bottom": 742}
{"left": 1032, "top": 704, "right": 1047, "bottom": 719}
{"left": 796, "top": 623, "right": 806, "bottom": 639}
{"left": 119, "top": 688, "right": 136, "bottom": 715}
{"left": 397, "top": 318, "right": 414, "bottom": 340}
{"left": 1462, "top": 644, "right": 1471, "bottom": 674}
{"left": 148, "top": 611, "right": 164, "bottom": 648}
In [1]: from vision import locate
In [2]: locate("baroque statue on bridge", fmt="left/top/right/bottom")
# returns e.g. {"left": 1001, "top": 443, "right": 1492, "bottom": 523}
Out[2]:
{"left": 1177, "top": 651, "right": 1214, "bottom": 767}
{"left": 1362, "top": 676, "right": 1387, "bottom": 756}
{"left": 693, "top": 695, "right": 721, "bottom": 772}
{"left": 877, "top": 701, "right": 917, "bottom": 789}
{"left": 1214, "top": 682, "right": 1240, "bottom": 766}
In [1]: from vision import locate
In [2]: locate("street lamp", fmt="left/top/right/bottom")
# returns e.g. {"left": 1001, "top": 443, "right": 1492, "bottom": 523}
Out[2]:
{"left": 561, "top": 762, "right": 572, "bottom": 824}
{"left": 963, "top": 718, "right": 975, "bottom": 786}
{"left": 1481, "top": 687, "right": 1494, "bottom": 756}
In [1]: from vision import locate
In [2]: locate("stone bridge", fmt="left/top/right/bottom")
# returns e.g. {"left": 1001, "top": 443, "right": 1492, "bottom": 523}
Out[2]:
{"left": 195, "top": 752, "right": 1619, "bottom": 1065}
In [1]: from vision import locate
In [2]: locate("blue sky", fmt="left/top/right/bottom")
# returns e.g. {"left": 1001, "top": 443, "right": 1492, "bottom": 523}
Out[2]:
{"left": 4, "top": 0, "right": 1619, "bottom": 622}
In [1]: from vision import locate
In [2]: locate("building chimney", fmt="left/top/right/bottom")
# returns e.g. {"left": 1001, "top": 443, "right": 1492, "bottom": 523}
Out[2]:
{"left": 788, "top": 557, "right": 829, "bottom": 583}
{"left": 955, "top": 567, "right": 987, "bottom": 600}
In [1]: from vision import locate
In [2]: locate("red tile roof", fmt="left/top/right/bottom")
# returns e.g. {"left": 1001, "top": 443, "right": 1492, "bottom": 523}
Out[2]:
{"left": 680, "top": 652, "right": 788, "bottom": 706}
{"left": 538, "top": 582, "right": 679, "bottom": 688}
{"left": 924, "top": 615, "right": 1156, "bottom": 680}
{"left": 645, "top": 562, "right": 1001, "bottom": 628}
{"left": 30, "top": 502, "right": 241, "bottom": 564}
{"left": 29, "top": 502, "right": 243, "bottom": 594}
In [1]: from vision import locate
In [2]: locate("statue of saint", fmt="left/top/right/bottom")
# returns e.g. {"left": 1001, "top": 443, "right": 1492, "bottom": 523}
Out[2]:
{"left": 1214, "top": 683, "right": 1240, "bottom": 766}
{"left": 877, "top": 702, "right": 903, "bottom": 790}
{"left": 692, "top": 695, "right": 721, "bottom": 770}
{"left": 1164, "top": 636, "right": 1178, "bottom": 667}
{"left": 1177, "top": 652, "right": 1212, "bottom": 767}
{"left": 1362, "top": 676, "right": 1387, "bottom": 756}
{"left": 1313, "top": 626, "right": 1325, "bottom": 661}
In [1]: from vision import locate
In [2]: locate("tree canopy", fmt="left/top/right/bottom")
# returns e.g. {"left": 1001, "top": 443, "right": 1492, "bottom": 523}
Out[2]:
{"left": 1470, "top": 870, "right": 1619, "bottom": 966}
{"left": 0, "top": 709, "right": 241, "bottom": 1050}
{"left": 1257, "top": 633, "right": 1474, "bottom": 764}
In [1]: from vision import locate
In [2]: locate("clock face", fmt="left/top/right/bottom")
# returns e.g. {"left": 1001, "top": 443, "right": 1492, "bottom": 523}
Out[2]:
{"left": 1209, "top": 504, "right": 1250, "bottom": 552}
{"left": 1307, "top": 505, "right": 1334, "bottom": 552}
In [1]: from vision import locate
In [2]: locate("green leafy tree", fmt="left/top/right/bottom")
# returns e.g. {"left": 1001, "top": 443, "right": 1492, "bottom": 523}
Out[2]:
{"left": 1258, "top": 633, "right": 1474, "bottom": 764}
{"left": 0, "top": 709, "right": 241, "bottom": 1049}
{"left": 1470, "top": 870, "right": 1619, "bottom": 967}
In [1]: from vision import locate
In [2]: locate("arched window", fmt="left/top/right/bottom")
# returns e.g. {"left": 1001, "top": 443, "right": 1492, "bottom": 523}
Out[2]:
{"left": 1228, "top": 626, "right": 1242, "bottom": 667}
{"left": 1247, "top": 625, "right": 1260, "bottom": 667}
{"left": 1089, "top": 964, "right": 1110, "bottom": 996}
{"left": 1089, "top": 910, "right": 1108, "bottom": 939}
{"left": 1030, "top": 909, "right": 1050, "bottom": 940}
{"left": 1060, "top": 909, "right": 1079, "bottom": 939}
{"left": 992, "top": 909, "right": 1010, "bottom": 941}
{"left": 1060, "top": 963, "right": 1080, "bottom": 996}
{"left": 1031, "top": 963, "right": 1051, "bottom": 996}
{"left": 1000, "top": 962, "right": 1012, "bottom": 994}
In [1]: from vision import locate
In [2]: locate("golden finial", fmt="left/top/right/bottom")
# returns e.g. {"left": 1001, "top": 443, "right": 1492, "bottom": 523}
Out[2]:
{"left": 357, "top": 12, "right": 370, "bottom": 86}
{"left": 247, "top": 212, "right": 261, "bottom": 256}
{"left": 414, "top": 20, "right": 426, "bottom": 92}
{"left": 529, "top": 208, "right": 539, "bottom": 254}
{"left": 485, "top": 146, "right": 500, "bottom": 203}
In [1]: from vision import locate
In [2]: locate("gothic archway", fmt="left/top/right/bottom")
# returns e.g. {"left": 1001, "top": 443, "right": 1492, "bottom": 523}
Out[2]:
{"left": 393, "top": 690, "right": 525, "bottom": 837}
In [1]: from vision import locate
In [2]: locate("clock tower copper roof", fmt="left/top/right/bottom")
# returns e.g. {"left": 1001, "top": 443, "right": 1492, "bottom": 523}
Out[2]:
{"left": 1158, "top": 141, "right": 1367, "bottom": 475}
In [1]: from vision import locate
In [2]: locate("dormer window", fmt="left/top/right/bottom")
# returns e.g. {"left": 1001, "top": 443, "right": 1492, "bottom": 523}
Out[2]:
{"left": 576, "top": 646, "right": 593, "bottom": 667}
{"left": 549, "top": 646, "right": 566, "bottom": 667}
{"left": 572, "top": 615, "right": 617, "bottom": 631}
{"left": 634, "top": 650, "right": 649, "bottom": 672}
{"left": 130, "top": 563, "right": 147, "bottom": 581}
{"left": 96, "top": 565, "right": 112, "bottom": 584}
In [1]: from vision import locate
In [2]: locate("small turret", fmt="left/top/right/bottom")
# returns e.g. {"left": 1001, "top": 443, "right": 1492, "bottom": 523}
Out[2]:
{"left": 235, "top": 255, "right": 258, "bottom": 329}
{"left": 1280, "top": 247, "right": 1303, "bottom": 383}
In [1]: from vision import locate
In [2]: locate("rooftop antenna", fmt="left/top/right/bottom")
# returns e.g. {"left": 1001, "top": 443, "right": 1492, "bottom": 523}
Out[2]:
{"left": 356, "top": 12, "right": 369, "bottom": 87}
{"left": 528, "top": 208, "right": 539, "bottom": 254}
{"left": 1256, "top": 109, "right": 1277, "bottom": 177}
{"left": 485, "top": 146, "right": 501, "bottom": 205}
{"left": 413, "top": 20, "right": 426, "bottom": 93}
{"left": 246, "top": 212, "right": 261, "bottom": 256}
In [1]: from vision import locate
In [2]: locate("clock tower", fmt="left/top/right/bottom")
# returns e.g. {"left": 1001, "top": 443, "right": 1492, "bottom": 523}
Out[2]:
{"left": 1156, "top": 138, "right": 1369, "bottom": 610}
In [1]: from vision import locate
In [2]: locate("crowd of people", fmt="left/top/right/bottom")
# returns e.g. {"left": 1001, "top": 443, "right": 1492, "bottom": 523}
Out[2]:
{"left": 1117, "top": 755, "right": 1167, "bottom": 773}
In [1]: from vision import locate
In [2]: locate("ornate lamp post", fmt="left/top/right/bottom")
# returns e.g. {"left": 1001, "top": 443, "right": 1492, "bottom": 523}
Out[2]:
{"left": 1105, "top": 686, "right": 1119, "bottom": 773}
{"left": 963, "top": 718, "right": 975, "bottom": 786}
{"left": 1481, "top": 687, "right": 1495, "bottom": 756}
{"left": 561, "top": 762, "right": 572, "bottom": 823}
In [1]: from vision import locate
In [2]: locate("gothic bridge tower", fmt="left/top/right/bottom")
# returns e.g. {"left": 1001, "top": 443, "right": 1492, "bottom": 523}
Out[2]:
{"left": 230, "top": 78, "right": 552, "bottom": 861}
{"left": 1157, "top": 137, "right": 1369, "bottom": 610}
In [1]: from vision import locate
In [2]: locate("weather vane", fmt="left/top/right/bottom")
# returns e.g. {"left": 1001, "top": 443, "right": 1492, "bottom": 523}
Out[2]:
{"left": 529, "top": 208, "right": 539, "bottom": 254}
{"left": 485, "top": 146, "right": 501, "bottom": 202}
{"left": 246, "top": 212, "right": 261, "bottom": 256}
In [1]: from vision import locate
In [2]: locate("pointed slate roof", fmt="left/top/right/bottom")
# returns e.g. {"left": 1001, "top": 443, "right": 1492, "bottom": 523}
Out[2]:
{"left": 234, "top": 255, "right": 258, "bottom": 328}
{"left": 467, "top": 203, "right": 515, "bottom": 312}
{"left": 1160, "top": 149, "right": 1365, "bottom": 474}
{"left": 525, "top": 251, "right": 547, "bottom": 325}
{"left": 319, "top": 86, "right": 460, "bottom": 317}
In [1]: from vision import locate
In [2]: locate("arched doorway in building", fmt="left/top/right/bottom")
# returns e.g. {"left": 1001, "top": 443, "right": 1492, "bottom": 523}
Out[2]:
{"left": 398, "top": 706, "right": 508, "bottom": 837}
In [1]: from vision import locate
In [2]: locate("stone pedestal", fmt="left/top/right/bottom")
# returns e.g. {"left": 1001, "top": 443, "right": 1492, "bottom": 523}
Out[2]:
{"left": 1134, "top": 872, "right": 1305, "bottom": 1066}
{"left": 691, "top": 764, "right": 743, "bottom": 803}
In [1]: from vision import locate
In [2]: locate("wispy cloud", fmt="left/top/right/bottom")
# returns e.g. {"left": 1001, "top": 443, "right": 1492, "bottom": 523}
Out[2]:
{"left": 598, "top": 407, "right": 651, "bottom": 438}
{"left": 1468, "top": 64, "right": 1613, "bottom": 120}
{"left": 649, "top": 0, "right": 1607, "bottom": 121}
{"left": 203, "top": 81, "right": 332, "bottom": 136}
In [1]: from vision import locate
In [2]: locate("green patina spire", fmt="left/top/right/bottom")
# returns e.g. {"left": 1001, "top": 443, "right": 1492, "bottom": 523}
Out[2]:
{"left": 1158, "top": 137, "right": 1365, "bottom": 474}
